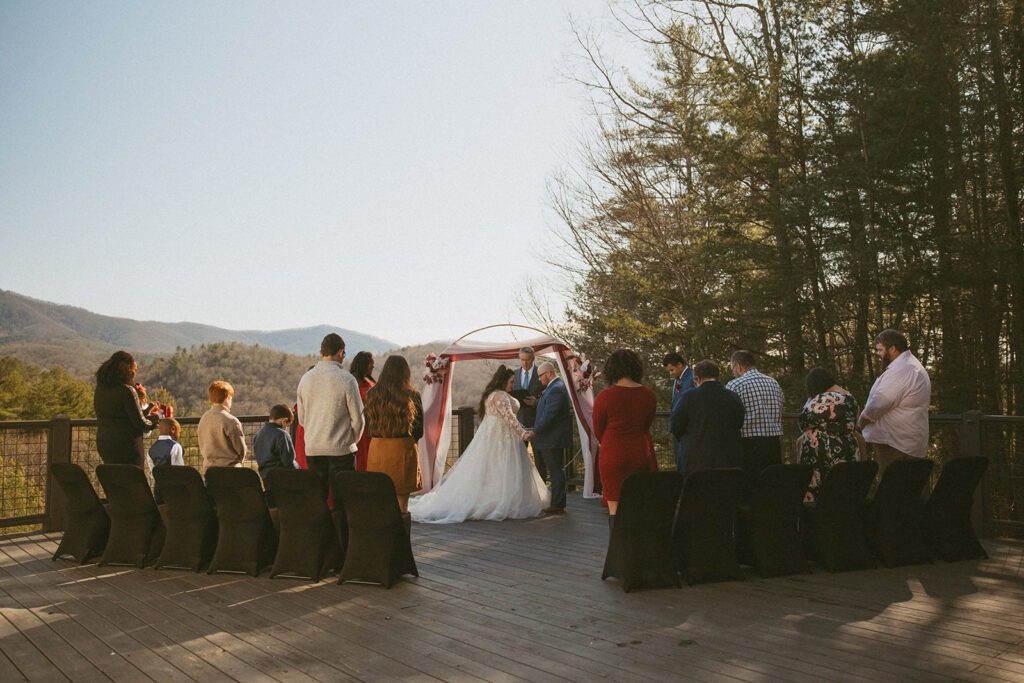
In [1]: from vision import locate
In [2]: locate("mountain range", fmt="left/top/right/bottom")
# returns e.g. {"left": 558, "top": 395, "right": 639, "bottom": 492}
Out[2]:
{"left": 0, "top": 288, "right": 398, "bottom": 376}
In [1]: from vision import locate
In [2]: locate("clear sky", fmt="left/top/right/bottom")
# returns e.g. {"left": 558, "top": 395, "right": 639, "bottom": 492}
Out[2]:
{"left": 0, "top": 1, "right": 646, "bottom": 347}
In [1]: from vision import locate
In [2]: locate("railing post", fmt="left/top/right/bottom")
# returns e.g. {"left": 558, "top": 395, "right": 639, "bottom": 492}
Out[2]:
{"left": 44, "top": 415, "right": 72, "bottom": 532}
{"left": 455, "top": 406, "right": 475, "bottom": 456}
{"left": 960, "top": 410, "right": 984, "bottom": 538}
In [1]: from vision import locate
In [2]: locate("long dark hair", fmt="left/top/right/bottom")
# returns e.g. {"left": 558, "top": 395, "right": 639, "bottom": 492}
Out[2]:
{"left": 96, "top": 351, "right": 136, "bottom": 386}
{"left": 350, "top": 351, "right": 375, "bottom": 383}
{"left": 478, "top": 365, "right": 515, "bottom": 418}
{"left": 364, "top": 356, "right": 416, "bottom": 435}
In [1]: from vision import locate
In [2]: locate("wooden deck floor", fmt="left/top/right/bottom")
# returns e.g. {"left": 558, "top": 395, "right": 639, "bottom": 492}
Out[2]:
{"left": 2, "top": 493, "right": 1023, "bottom": 682}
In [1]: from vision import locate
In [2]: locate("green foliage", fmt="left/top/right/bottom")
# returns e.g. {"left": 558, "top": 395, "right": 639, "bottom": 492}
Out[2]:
{"left": 0, "top": 357, "right": 94, "bottom": 419}
{"left": 142, "top": 343, "right": 316, "bottom": 417}
{"left": 553, "top": 0, "right": 1024, "bottom": 413}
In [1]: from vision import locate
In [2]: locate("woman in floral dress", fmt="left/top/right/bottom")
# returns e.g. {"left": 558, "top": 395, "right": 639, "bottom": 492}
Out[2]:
{"left": 798, "top": 367, "right": 864, "bottom": 500}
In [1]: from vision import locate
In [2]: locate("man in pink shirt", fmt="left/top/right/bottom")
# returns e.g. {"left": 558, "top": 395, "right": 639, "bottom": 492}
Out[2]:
{"left": 858, "top": 329, "right": 932, "bottom": 476}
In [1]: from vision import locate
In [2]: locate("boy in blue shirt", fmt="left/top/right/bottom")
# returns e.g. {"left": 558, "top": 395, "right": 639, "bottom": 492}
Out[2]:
{"left": 254, "top": 404, "right": 298, "bottom": 490}
{"left": 147, "top": 417, "right": 183, "bottom": 504}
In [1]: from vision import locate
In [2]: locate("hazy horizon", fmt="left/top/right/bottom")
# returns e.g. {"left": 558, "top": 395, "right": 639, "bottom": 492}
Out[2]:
{"left": 1, "top": 2, "right": 648, "bottom": 346}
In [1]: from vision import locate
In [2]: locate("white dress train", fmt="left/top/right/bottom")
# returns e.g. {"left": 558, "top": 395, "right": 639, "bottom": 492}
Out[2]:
{"left": 409, "top": 390, "right": 550, "bottom": 524}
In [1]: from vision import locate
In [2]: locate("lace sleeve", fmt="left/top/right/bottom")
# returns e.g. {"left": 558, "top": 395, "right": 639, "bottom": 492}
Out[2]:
{"left": 488, "top": 391, "right": 528, "bottom": 439}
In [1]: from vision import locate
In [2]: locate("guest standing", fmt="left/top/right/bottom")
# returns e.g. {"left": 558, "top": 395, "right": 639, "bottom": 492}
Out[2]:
{"left": 93, "top": 351, "right": 159, "bottom": 466}
{"left": 726, "top": 350, "right": 784, "bottom": 491}
{"left": 296, "top": 333, "right": 364, "bottom": 503}
{"left": 349, "top": 351, "right": 376, "bottom": 471}
{"left": 363, "top": 356, "right": 423, "bottom": 514}
{"left": 254, "top": 403, "right": 297, "bottom": 483}
{"left": 662, "top": 351, "right": 696, "bottom": 473}
{"left": 670, "top": 360, "right": 745, "bottom": 475}
{"left": 147, "top": 417, "right": 183, "bottom": 504}
{"left": 858, "top": 329, "right": 932, "bottom": 476}
{"left": 798, "top": 368, "right": 863, "bottom": 500}
{"left": 593, "top": 349, "right": 658, "bottom": 527}
{"left": 198, "top": 380, "right": 247, "bottom": 469}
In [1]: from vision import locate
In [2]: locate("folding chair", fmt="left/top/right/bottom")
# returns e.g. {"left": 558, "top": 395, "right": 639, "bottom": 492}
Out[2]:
{"left": 50, "top": 463, "right": 110, "bottom": 564}
{"left": 205, "top": 467, "right": 277, "bottom": 576}
{"left": 601, "top": 471, "right": 684, "bottom": 592}
{"left": 152, "top": 466, "right": 218, "bottom": 571}
{"left": 95, "top": 464, "right": 165, "bottom": 568}
{"left": 334, "top": 471, "right": 417, "bottom": 588}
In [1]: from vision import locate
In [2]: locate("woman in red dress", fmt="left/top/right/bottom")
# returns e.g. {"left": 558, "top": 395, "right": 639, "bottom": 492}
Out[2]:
{"left": 350, "top": 351, "right": 376, "bottom": 471}
{"left": 593, "top": 348, "right": 658, "bottom": 527}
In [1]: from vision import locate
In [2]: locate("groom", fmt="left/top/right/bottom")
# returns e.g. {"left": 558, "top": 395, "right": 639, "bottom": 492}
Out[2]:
{"left": 531, "top": 361, "right": 573, "bottom": 514}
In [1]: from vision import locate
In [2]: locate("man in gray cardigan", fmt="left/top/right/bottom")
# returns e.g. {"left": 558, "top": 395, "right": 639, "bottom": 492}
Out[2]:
{"left": 296, "top": 333, "right": 364, "bottom": 504}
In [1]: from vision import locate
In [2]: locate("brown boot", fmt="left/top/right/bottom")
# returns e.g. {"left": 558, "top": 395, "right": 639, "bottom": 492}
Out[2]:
{"left": 401, "top": 512, "right": 412, "bottom": 537}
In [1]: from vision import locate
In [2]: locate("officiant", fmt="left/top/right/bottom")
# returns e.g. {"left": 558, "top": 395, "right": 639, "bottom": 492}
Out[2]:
{"left": 512, "top": 346, "right": 546, "bottom": 480}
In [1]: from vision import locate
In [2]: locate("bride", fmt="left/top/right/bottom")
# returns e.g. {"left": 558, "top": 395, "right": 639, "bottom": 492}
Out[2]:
{"left": 409, "top": 365, "right": 550, "bottom": 523}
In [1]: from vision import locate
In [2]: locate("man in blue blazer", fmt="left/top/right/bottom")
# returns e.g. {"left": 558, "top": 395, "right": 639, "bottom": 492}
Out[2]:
{"left": 663, "top": 352, "right": 696, "bottom": 473}
{"left": 669, "top": 360, "right": 744, "bottom": 475}
{"left": 531, "top": 361, "right": 574, "bottom": 514}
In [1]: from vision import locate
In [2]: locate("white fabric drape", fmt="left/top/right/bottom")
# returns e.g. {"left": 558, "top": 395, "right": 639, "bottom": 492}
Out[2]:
{"left": 417, "top": 333, "right": 599, "bottom": 498}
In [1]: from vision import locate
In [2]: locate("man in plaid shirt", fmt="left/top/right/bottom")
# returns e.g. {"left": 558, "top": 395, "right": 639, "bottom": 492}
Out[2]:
{"left": 726, "top": 350, "right": 784, "bottom": 494}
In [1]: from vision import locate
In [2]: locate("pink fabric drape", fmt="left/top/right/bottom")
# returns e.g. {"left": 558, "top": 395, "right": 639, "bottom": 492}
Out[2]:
{"left": 417, "top": 334, "right": 599, "bottom": 497}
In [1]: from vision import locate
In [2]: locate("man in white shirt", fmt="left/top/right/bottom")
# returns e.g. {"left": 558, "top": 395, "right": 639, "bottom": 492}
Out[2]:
{"left": 297, "top": 333, "right": 365, "bottom": 505}
{"left": 858, "top": 329, "right": 932, "bottom": 476}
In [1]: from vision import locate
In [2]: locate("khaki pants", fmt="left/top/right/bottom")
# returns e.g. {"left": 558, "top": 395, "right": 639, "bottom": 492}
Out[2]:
{"left": 869, "top": 442, "right": 913, "bottom": 478}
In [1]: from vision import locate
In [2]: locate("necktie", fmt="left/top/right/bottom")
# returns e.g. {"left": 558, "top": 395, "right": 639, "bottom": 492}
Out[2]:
{"left": 675, "top": 378, "right": 681, "bottom": 392}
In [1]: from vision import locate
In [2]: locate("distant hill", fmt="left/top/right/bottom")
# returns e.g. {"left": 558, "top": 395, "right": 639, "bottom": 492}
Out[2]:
{"left": 0, "top": 288, "right": 397, "bottom": 377}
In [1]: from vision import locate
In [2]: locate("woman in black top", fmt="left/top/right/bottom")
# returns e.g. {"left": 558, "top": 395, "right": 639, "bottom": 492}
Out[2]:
{"left": 93, "top": 351, "right": 158, "bottom": 466}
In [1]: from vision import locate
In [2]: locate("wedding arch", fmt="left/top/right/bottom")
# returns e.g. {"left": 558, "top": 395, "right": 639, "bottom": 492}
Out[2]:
{"left": 417, "top": 325, "right": 601, "bottom": 499}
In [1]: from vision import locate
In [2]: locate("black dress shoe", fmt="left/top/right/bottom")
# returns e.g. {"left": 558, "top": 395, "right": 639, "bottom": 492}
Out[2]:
{"left": 542, "top": 506, "right": 566, "bottom": 514}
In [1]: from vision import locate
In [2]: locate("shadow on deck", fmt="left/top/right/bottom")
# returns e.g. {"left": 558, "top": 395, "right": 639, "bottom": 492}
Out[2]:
{"left": 1, "top": 492, "right": 1022, "bottom": 682}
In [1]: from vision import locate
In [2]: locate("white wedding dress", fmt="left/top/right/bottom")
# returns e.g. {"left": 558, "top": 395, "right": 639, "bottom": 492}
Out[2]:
{"left": 409, "top": 390, "right": 550, "bottom": 524}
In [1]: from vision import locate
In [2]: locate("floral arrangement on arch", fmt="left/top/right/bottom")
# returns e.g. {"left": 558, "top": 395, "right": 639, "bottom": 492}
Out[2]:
{"left": 423, "top": 354, "right": 450, "bottom": 385}
{"left": 566, "top": 352, "right": 599, "bottom": 393}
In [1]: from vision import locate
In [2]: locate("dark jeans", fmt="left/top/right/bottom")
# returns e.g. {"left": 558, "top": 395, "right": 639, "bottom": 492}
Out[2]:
{"left": 537, "top": 447, "right": 568, "bottom": 509}
{"left": 741, "top": 436, "right": 782, "bottom": 498}
{"left": 306, "top": 453, "right": 355, "bottom": 508}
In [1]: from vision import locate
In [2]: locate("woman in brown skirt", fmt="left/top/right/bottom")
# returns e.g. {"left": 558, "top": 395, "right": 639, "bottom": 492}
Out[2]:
{"left": 363, "top": 355, "right": 423, "bottom": 513}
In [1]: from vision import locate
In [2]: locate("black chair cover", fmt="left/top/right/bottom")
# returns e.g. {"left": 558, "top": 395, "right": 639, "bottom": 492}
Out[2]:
{"left": 926, "top": 456, "right": 989, "bottom": 561}
{"left": 95, "top": 464, "right": 165, "bottom": 568}
{"left": 601, "top": 471, "right": 684, "bottom": 592}
{"left": 334, "top": 471, "right": 417, "bottom": 588}
{"left": 803, "top": 460, "right": 878, "bottom": 572}
{"left": 738, "top": 464, "right": 813, "bottom": 578}
{"left": 152, "top": 466, "right": 218, "bottom": 571}
{"left": 869, "top": 458, "right": 934, "bottom": 567}
{"left": 266, "top": 468, "right": 344, "bottom": 581}
{"left": 205, "top": 467, "right": 278, "bottom": 577}
{"left": 50, "top": 463, "right": 110, "bottom": 564}
{"left": 674, "top": 468, "right": 745, "bottom": 584}
{"left": 741, "top": 448, "right": 782, "bottom": 502}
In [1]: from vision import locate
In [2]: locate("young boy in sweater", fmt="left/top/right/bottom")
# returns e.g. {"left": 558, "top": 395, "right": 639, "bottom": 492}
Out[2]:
{"left": 147, "top": 417, "right": 183, "bottom": 504}
{"left": 254, "top": 404, "right": 298, "bottom": 488}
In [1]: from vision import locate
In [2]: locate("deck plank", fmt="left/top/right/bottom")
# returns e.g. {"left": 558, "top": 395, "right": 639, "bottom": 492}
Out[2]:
{"left": 1, "top": 492, "right": 1021, "bottom": 682}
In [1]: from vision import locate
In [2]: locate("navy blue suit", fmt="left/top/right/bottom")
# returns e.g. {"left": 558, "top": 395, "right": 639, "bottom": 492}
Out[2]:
{"left": 532, "top": 377, "right": 573, "bottom": 508}
{"left": 669, "top": 366, "right": 696, "bottom": 472}
{"left": 669, "top": 380, "right": 744, "bottom": 475}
